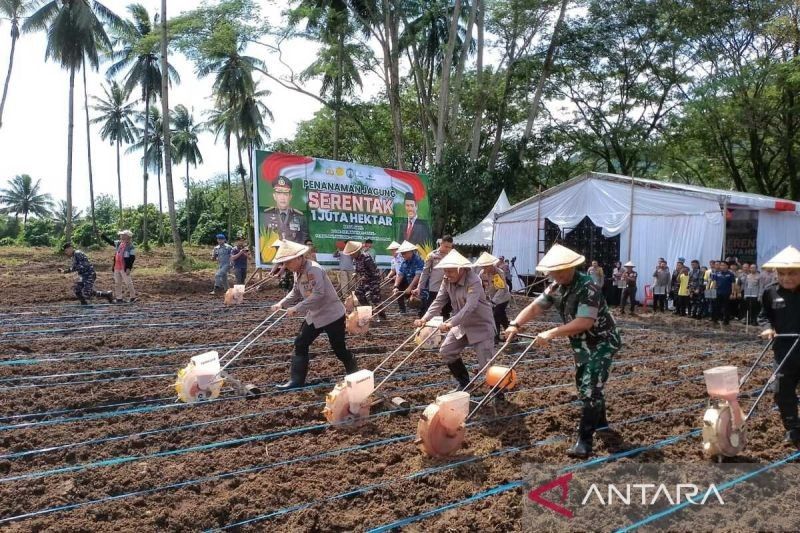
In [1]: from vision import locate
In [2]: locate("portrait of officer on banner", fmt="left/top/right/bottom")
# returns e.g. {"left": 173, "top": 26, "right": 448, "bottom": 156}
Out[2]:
{"left": 262, "top": 175, "right": 309, "bottom": 243}
{"left": 395, "top": 191, "right": 431, "bottom": 246}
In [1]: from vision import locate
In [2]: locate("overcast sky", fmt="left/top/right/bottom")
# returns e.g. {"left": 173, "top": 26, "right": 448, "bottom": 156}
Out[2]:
{"left": 0, "top": 0, "right": 389, "bottom": 212}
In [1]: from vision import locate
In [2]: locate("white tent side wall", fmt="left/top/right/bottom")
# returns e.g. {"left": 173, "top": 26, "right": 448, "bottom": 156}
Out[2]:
{"left": 757, "top": 211, "right": 800, "bottom": 265}
{"left": 493, "top": 176, "right": 725, "bottom": 295}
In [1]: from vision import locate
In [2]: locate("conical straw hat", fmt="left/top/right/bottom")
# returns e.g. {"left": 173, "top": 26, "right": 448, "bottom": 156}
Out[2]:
{"left": 763, "top": 245, "right": 800, "bottom": 269}
{"left": 434, "top": 249, "right": 473, "bottom": 269}
{"left": 624, "top": 261, "right": 636, "bottom": 267}
{"left": 536, "top": 244, "right": 585, "bottom": 273}
{"left": 397, "top": 240, "right": 418, "bottom": 254}
{"left": 473, "top": 251, "right": 499, "bottom": 268}
{"left": 270, "top": 238, "right": 283, "bottom": 248}
{"left": 343, "top": 240, "right": 363, "bottom": 256}
{"left": 273, "top": 240, "right": 310, "bottom": 263}
{"left": 386, "top": 241, "right": 401, "bottom": 251}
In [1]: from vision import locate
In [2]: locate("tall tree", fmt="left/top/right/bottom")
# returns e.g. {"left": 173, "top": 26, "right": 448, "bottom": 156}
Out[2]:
{"left": 206, "top": 105, "right": 235, "bottom": 239}
{"left": 91, "top": 80, "right": 136, "bottom": 225}
{"left": 22, "top": 0, "right": 122, "bottom": 241}
{"left": 171, "top": 104, "right": 203, "bottom": 242}
{"left": 160, "top": 0, "right": 184, "bottom": 261}
{"left": 107, "top": 2, "right": 178, "bottom": 246}
{"left": 0, "top": 0, "right": 32, "bottom": 128}
{"left": 0, "top": 174, "right": 53, "bottom": 224}
{"left": 128, "top": 105, "right": 166, "bottom": 242}
{"left": 51, "top": 199, "right": 82, "bottom": 235}
{"left": 82, "top": 57, "right": 98, "bottom": 240}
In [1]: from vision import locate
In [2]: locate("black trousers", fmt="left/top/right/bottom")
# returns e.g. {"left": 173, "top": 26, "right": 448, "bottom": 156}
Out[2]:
{"left": 653, "top": 293, "right": 667, "bottom": 312}
{"left": 395, "top": 278, "right": 410, "bottom": 312}
{"left": 743, "top": 297, "right": 760, "bottom": 325}
{"left": 774, "top": 344, "right": 800, "bottom": 430}
{"left": 294, "top": 315, "right": 353, "bottom": 366}
{"left": 620, "top": 287, "right": 636, "bottom": 313}
{"left": 493, "top": 301, "right": 510, "bottom": 332}
{"left": 676, "top": 295, "right": 690, "bottom": 316}
{"left": 712, "top": 294, "right": 731, "bottom": 323}
{"left": 422, "top": 290, "right": 451, "bottom": 320}
{"left": 690, "top": 291, "right": 704, "bottom": 317}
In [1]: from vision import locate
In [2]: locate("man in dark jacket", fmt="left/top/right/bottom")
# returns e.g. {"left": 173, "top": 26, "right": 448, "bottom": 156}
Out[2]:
{"left": 59, "top": 243, "right": 113, "bottom": 305}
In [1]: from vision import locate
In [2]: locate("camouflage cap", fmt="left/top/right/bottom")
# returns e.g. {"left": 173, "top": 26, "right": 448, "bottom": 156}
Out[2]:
{"left": 274, "top": 175, "right": 292, "bottom": 193}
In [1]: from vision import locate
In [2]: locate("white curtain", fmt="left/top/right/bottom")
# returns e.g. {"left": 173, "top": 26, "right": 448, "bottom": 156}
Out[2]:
{"left": 492, "top": 220, "right": 538, "bottom": 290}
{"left": 757, "top": 211, "right": 800, "bottom": 266}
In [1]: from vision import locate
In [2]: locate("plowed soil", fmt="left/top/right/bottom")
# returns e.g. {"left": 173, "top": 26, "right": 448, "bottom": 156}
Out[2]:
{"left": 0, "top": 247, "right": 793, "bottom": 531}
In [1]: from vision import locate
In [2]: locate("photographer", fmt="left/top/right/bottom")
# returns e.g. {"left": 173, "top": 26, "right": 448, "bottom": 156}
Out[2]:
{"left": 231, "top": 236, "right": 250, "bottom": 285}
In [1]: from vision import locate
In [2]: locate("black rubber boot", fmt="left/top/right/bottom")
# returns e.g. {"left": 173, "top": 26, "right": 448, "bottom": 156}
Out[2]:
{"left": 447, "top": 359, "right": 470, "bottom": 389}
{"left": 78, "top": 295, "right": 88, "bottom": 305}
{"left": 567, "top": 402, "right": 599, "bottom": 458}
{"left": 96, "top": 291, "right": 113, "bottom": 304}
{"left": 596, "top": 402, "right": 610, "bottom": 432}
{"left": 276, "top": 356, "right": 309, "bottom": 389}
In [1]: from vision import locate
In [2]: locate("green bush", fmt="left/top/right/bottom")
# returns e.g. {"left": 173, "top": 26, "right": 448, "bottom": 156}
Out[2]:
{"left": 22, "top": 218, "right": 55, "bottom": 246}
{"left": 0, "top": 237, "right": 15, "bottom": 247}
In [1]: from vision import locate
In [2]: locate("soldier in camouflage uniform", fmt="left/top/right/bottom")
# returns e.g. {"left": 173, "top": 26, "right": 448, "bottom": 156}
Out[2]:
{"left": 343, "top": 240, "right": 386, "bottom": 319}
{"left": 59, "top": 243, "right": 113, "bottom": 305}
{"left": 262, "top": 175, "right": 309, "bottom": 243}
{"left": 506, "top": 244, "right": 621, "bottom": 458}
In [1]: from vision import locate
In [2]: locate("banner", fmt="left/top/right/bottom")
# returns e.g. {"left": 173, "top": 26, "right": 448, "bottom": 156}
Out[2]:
{"left": 253, "top": 151, "right": 433, "bottom": 268}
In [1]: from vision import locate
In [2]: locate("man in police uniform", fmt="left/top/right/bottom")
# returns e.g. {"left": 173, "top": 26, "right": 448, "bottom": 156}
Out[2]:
{"left": 505, "top": 244, "right": 621, "bottom": 458}
{"left": 758, "top": 245, "right": 800, "bottom": 446}
{"left": 413, "top": 250, "right": 496, "bottom": 390}
{"left": 262, "top": 175, "right": 309, "bottom": 243}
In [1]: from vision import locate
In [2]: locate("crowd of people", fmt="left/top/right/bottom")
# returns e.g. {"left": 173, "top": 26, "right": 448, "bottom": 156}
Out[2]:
{"left": 586, "top": 256, "right": 777, "bottom": 326}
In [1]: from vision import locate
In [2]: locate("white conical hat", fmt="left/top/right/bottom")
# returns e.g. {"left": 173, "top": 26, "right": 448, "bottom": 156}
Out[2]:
{"left": 273, "top": 240, "right": 310, "bottom": 263}
{"left": 536, "top": 244, "right": 585, "bottom": 273}
{"left": 343, "top": 240, "right": 363, "bottom": 256}
{"left": 270, "top": 238, "right": 283, "bottom": 248}
{"left": 624, "top": 261, "right": 636, "bottom": 267}
{"left": 763, "top": 245, "right": 800, "bottom": 269}
{"left": 397, "top": 240, "right": 418, "bottom": 253}
{"left": 434, "top": 249, "right": 473, "bottom": 269}
{"left": 473, "top": 251, "right": 499, "bottom": 268}
{"left": 386, "top": 241, "right": 401, "bottom": 251}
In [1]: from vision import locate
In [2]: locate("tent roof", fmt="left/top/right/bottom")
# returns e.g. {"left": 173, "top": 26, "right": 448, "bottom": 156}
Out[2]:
{"left": 498, "top": 172, "right": 799, "bottom": 220}
{"left": 453, "top": 189, "right": 511, "bottom": 246}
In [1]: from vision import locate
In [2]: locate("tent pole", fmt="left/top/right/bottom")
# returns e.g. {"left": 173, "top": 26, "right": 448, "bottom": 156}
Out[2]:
{"left": 627, "top": 176, "right": 635, "bottom": 261}
{"left": 721, "top": 196, "right": 729, "bottom": 260}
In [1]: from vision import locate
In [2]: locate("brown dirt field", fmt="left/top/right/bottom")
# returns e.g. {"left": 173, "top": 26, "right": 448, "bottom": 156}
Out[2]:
{"left": 0, "top": 247, "right": 795, "bottom": 532}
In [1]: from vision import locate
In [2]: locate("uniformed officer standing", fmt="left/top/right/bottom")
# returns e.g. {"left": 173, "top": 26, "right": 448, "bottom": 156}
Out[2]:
{"left": 505, "top": 244, "right": 621, "bottom": 458}
{"left": 413, "top": 250, "right": 496, "bottom": 390}
{"left": 262, "top": 175, "right": 309, "bottom": 243}
{"left": 757, "top": 245, "right": 800, "bottom": 447}
{"left": 270, "top": 240, "right": 358, "bottom": 389}
{"left": 413, "top": 235, "right": 453, "bottom": 318}
{"left": 343, "top": 240, "right": 386, "bottom": 320}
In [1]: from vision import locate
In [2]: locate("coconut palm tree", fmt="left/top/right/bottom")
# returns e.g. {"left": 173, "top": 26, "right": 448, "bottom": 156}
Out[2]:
{"left": 22, "top": 0, "right": 122, "bottom": 241}
{"left": 0, "top": 0, "right": 33, "bottom": 128}
{"left": 0, "top": 174, "right": 53, "bottom": 224}
{"left": 171, "top": 104, "right": 203, "bottom": 242}
{"left": 205, "top": 104, "right": 235, "bottom": 240}
{"left": 51, "top": 199, "right": 82, "bottom": 236}
{"left": 107, "top": 2, "right": 179, "bottom": 246}
{"left": 128, "top": 105, "right": 167, "bottom": 243}
{"left": 91, "top": 80, "right": 136, "bottom": 225}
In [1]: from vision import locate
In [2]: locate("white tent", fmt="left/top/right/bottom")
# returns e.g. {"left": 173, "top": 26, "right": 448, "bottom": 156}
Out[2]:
{"left": 492, "top": 172, "right": 800, "bottom": 293}
{"left": 453, "top": 189, "right": 511, "bottom": 246}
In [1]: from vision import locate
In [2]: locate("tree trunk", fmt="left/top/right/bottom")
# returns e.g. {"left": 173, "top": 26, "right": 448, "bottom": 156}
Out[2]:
{"left": 82, "top": 60, "right": 98, "bottom": 241}
{"left": 333, "top": 29, "right": 344, "bottom": 161}
{"left": 381, "top": 0, "right": 404, "bottom": 169}
{"left": 142, "top": 88, "right": 150, "bottom": 247}
{"left": 116, "top": 139, "right": 123, "bottom": 227}
{"left": 226, "top": 139, "right": 232, "bottom": 240}
{"left": 157, "top": 165, "right": 164, "bottom": 243}
{"left": 434, "top": 0, "right": 463, "bottom": 164}
{"left": 161, "top": 0, "right": 185, "bottom": 262}
{"left": 469, "top": 0, "right": 485, "bottom": 161}
{"left": 0, "top": 24, "right": 18, "bottom": 129}
{"left": 448, "top": 0, "right": 477, "bottom": 126}
{"left": 236, "top": 135, "right": 252, "bottom": 240}
{"left": 487, "top": 46, "right": 518, "bottom": 171}
{"left": 66, "top": 65, "right": 76, "bottom": 241}
{"left": 521, "top": 0, "right": 568, "bottom": 145}
{"left": 185, "top": 159, "right": 191, "bottom": 242}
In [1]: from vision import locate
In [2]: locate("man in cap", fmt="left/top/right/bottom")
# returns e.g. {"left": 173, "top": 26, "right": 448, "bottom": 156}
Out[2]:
{"left": 758, "top": 245, "right": 800, "bottom": 446}
{"left": 505, "top": 244, "right": 621, "bottom": 458}
{"left": 393, "top": 240, "right": 424, "bottom": 314}
{"left": 619, "top": 261, "right": 638, "bottom": 315}
{"left": 262, "top": 176, "right": 309, "bottom": 243}
{"left": 99, "top": 229, "right": 137, "bottom": 303}
{"left": 210, "top": 234, "right": 233, "bottom": 295}
{"left": 396, "top": 192, "right": 432, "bottom": 245}
{"left": 413, "top": 250, "right": 496, "bottom": 390}
{"left": 343, "top": 240, "right": 386, "bottom": 319}
{"left": 413, "top": 235, "right": 454, "bottom": 319}
{"left": 59, "top": 243, "right": 114, "bottom": 305}
{"left": 270, "top": 240, "right": 358, "bottom": 388}
{"left": 385, "top": 241, "right": 401, "bottom": 280}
